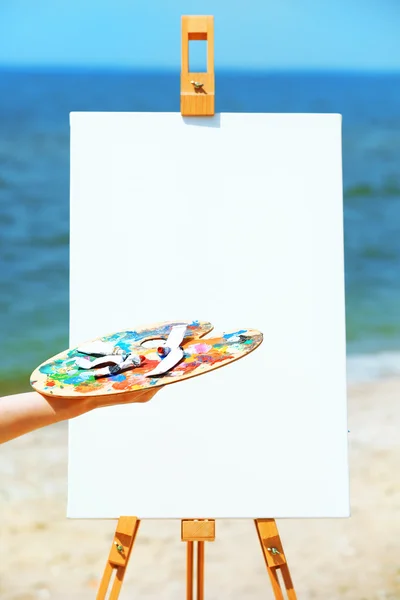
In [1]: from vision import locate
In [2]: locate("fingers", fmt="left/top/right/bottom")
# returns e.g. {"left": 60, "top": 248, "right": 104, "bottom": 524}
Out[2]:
{"left": 94, "top": 387, "right": 160, "bottom": 409}
{"left": 132, "top": 388, "right": 159, "bottom": 403}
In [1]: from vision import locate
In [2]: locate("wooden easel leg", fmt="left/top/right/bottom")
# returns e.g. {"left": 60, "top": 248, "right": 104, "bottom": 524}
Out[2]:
{"left": 182, "top": 520, "right": 215, "bottom": 600}
{"left": 267, "top": 566, "right": 285, "bottom": 600}
{"left": 197, "top": 541, "right": 205, "bottom": 600}
{"left": 255, "top": 519, "right": 297, "bottom": 600}
{"left": 280, "top": 564, "right": 296, "bottom": 599}
{"left": 96, "top": 516, "right": 140, "bottom": 600}
{"left": 96, "top": 562, "right": 114, "bottom": 600}
{"left": 187, "top": 541, "right": 194, "bottom": 600}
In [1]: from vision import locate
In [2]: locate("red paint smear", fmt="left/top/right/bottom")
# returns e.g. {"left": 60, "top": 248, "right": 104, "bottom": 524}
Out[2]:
{"left": 136, "top": 359, "right": 159, "bottom": 372}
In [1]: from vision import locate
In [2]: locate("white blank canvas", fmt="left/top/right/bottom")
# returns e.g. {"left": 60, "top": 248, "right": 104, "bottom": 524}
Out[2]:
{"left": 68, "top": 112, "right": 349, "bottom": 519}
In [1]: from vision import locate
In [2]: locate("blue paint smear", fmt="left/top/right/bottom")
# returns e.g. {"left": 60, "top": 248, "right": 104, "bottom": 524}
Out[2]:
{"left": 39, "top": 359, "right": 68, "bottom": 374}
{"left": 223, "top": 330, "right": 246, "bottom": 339}
{"left": 39, "top": 363, "right": 56, "bottom": 375}
{"left": 109, "top": 374, "right": 126, "bottom": 382}
{"left": 116, "top": 340, "right": 134, "bottom": 353}
{"left": 62, "top": 374, "right": 91, "bottom": 385}
{"left": 115, "top": 331, "right": 141, "bottom": 342}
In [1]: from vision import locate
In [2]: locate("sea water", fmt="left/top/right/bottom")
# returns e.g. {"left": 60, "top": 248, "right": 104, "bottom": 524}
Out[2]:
{"left": 0, "top": 69, "right": 399, "bottom": 392}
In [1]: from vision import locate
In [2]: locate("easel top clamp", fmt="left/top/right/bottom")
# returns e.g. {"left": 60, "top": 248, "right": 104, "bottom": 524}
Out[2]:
{"left": 181, "top": 15, "right": 215, "bottom": 116}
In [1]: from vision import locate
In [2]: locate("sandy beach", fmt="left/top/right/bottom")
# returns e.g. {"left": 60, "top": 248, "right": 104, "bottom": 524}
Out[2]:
{"left": 1, "top": 378, "right": 399, "bottom": 600}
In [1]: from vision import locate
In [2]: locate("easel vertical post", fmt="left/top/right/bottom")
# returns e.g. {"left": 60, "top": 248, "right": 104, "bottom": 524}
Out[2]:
{"left": 182, "top": 519, "right": 215, "bottom": 600}
{"left": 186, "top": 541, "right": 194, "bottom": 600}
{"left": 197, "top": 541, "right": 205, "bottom": 600}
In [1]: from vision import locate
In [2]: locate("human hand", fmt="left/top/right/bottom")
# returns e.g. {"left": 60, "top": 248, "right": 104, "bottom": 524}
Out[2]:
{"left": 88, "top": 387, "right": 160, "bottom": 410}
{"left": 0, "top": 387, "right": 161, "bottom": 444}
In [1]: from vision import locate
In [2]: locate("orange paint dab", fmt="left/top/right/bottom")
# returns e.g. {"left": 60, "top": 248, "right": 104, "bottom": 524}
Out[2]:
{"left": 75, "top": 381, "right": 101, "bottom": 393}
{"left": 112, "top": 379, "right": 132, "bottom": 390}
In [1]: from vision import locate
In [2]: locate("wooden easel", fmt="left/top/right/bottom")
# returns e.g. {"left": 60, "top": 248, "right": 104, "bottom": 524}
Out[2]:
{"left": 97, "top": 517, "right": 296, "bottom": 600}
{"left": 97, "top": 16, "right": 297, "bottom": 600}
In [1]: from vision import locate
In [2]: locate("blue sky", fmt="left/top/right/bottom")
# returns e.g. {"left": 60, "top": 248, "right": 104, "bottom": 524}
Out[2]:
{"left": 0, "top": 0, "right": 399, "bottom": 71}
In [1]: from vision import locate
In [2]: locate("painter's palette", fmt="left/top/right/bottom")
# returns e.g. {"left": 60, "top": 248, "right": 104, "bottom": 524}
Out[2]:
{"left": 30, "top": 320, "right": 263, "bottom": 399}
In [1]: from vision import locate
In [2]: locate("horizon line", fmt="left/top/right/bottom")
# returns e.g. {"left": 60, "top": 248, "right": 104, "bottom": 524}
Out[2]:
{"left": 1, "top": 64, "right": 400, "bottom": 76}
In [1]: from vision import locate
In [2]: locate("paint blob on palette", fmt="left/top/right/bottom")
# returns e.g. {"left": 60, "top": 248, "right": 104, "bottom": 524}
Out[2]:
{"left": 30, "top": 320, "right": 263, "bottom": 399}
